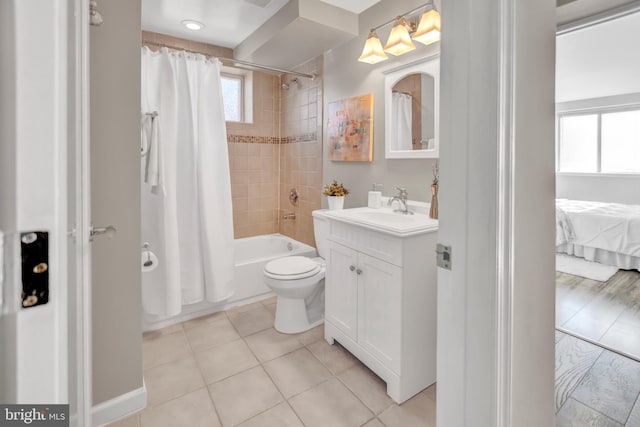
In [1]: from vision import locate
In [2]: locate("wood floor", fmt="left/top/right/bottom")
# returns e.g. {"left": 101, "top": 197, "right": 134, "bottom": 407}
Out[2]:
{"left": 555, "top": 331, "right": 640, "bottom": 426}
{"left": 556, "top": 269, "right": 640, "bottom": 360}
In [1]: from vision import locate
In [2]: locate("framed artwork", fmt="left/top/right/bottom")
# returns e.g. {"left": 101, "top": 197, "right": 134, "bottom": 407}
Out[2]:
{"left": 327, "top": 93, "right": 374, "bottom": 162}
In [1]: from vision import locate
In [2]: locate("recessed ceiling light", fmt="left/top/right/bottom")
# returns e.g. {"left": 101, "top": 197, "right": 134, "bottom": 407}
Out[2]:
{"left": 182, "top": 20, "right": 204, "bottom": 30}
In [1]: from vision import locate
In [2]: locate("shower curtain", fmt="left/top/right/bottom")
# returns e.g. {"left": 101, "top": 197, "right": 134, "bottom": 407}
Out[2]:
{"left": 141, "top": 47, "right": 234, "bottom": 316}
{"left": 391, "top": 92, "right": 413, "bottom": 151}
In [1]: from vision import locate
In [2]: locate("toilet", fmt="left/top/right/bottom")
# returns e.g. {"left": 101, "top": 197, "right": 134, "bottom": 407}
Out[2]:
{"left": 263, "top": 212, "right": 328, "bottom": 334}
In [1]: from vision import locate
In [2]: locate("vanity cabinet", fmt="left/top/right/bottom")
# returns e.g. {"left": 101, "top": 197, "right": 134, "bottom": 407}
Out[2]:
{"left": 326, "top": 242, "right": 402, "bottom": 372}
{"left": 323, "top": 215, "right": 438, "bottom": 403}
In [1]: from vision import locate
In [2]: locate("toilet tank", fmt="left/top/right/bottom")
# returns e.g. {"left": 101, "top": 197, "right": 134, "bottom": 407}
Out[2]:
{"left": 312, "top": 210, "right": 330, "bottom": 259}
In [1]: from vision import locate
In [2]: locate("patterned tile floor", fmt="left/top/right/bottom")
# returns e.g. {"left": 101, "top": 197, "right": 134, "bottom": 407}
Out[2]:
{"left": 107, "top": 297, "right": 436, "bottom": 427}
{"left": 555, "top": 331, "right": 640, "bottom": 426}
{"left": 106, "top": 296, "right": 640, "bottom": 426}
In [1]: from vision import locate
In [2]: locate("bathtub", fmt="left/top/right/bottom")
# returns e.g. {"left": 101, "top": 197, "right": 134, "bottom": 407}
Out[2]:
{"left": 143, "top": 234, "right": 317, "bottom": 331}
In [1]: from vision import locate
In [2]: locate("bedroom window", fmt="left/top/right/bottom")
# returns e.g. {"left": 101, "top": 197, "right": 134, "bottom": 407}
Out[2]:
{"left": 220, "top": 67, "right": 253, "bottom": 123}
{"left": 557, "top": 107, "right": 640, "bottom": 174}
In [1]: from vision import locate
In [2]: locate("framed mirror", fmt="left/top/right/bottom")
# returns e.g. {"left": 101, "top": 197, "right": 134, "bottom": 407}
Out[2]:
{"left": 384, "top": 55, "right": 440, "bottom": 159}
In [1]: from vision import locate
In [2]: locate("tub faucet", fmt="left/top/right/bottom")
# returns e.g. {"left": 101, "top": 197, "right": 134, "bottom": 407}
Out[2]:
{"left": 388, "top": 187, "right": 413, "bottom": 215}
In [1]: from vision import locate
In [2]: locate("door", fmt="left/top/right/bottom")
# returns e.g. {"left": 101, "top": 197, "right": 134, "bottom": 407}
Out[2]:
{"left": 357, "top": 253, "right": 402, "bottom": 373}
{"left": 326, "top": 241, "right": 359, "bottom": 341}
{"left": 437, "top": 0, "right": 556, "bottom": 424}
{"left": 0, "top": 0, "right": 91, "bottom": 422}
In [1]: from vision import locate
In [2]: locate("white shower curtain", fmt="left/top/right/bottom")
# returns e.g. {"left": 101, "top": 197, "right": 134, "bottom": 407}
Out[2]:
{"left": 391, "top": 92, "right": 413, "bottom": 151}
{"left": 141, "top": 47, "right": 234, "bottom": 316}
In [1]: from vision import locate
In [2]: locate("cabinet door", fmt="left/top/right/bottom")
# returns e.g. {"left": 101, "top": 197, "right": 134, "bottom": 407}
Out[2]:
{"left": 357, "top": 252, "right": 402, "bottom": 373}
{"left": 326, "top": 241, "right": 359, "bottom": 341}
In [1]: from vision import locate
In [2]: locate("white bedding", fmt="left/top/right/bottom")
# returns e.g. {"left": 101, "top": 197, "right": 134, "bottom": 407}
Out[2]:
{"left": 556, "top": 198, "right": 640, "bottom": 259}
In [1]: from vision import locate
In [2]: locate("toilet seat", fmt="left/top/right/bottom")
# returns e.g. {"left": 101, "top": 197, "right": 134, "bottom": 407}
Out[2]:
{"left": 264, "top": 256, "right": 321, "bottom": 281}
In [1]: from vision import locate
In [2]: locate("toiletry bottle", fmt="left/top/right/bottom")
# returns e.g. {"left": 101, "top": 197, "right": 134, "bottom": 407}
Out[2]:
{"left": 368, "top": 184, "right": 382, "bottom": 209}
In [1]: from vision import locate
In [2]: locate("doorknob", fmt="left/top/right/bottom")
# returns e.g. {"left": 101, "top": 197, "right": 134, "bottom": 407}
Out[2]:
{"left": 349, "top": 265, "right": 356, "bottom": 271}
{"left": 356, "top": 268, "right": 362, "bottom": 275}
{"left": 90, "top": 225, "right": 116, "bottom": 241}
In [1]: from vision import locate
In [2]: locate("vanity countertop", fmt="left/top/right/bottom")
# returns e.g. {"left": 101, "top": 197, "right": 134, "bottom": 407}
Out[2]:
{"left": 314, "top": 205, "right": 438, "bottom": 237}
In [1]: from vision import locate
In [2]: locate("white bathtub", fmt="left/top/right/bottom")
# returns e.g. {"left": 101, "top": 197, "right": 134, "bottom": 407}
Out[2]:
{"left": 143, "top": 234, "right": 316, "bottom": 331}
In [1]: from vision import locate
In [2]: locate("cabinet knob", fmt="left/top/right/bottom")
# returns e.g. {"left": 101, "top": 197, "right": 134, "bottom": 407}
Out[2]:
{"left": 349, "top": 265, "right": 356, "bottom": 271}
{"left": 356, "top": 268, "right": 362, "bottom": 275}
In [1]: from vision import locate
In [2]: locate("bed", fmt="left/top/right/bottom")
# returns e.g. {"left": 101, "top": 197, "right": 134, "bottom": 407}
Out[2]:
{"left": 556, "top": 198, "right": 640, "bottom": 270}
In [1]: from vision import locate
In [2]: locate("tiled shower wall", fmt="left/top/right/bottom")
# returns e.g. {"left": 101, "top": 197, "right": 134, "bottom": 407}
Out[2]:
{"left": 227, "top": 73, "right": 281, "bottom": 239}
{"left": 142, "top": 32, "right": 323, "bottom": 247}
{"left": 278, "top": 57, "right": 323, "bottom": 247}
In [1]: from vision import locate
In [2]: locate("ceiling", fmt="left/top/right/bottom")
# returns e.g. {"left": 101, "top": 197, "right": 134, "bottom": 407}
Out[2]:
{"left": 141, "top": 0, "right": 291, "bottom": 48}
{"left": 141, "top": 0, "right": 382, "bottom": 49}
{"left": 556, "top": 0, "right": 639, "bottom": 24}
{"left": 141, "top": 0, "right": 640, "bottom": 56}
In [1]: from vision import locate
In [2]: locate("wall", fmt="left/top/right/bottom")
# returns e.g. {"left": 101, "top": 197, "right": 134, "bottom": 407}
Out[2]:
{"left": 279, "top": 57, "right": 324, "bottom": 247}
{"left": 556, "top": 13, "right": 640, "bottom": 204}
{"left": 323, "top": 0, "right": 439, "bottom": 208}
{"left": 556, "top": 11, "right": 640, "bottom": 103}
{"left": 91, "top": 0, "right": 143, "bottom": 406}
{"left": 227, "top": 74, "right": 282, "bottom": 239}
{"left": 557, "top": 174, "right": 640, "bottom": 204}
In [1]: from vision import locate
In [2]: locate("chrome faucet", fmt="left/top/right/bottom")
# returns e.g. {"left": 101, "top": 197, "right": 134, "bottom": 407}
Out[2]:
{"left": 388, "top": 187, "right": 413, "bottom": 215}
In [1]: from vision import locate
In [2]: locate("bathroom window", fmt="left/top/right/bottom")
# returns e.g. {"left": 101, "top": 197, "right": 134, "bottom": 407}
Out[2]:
{"left": 220, "top": 67, "right": 253, "bottom": 123}
{"left": 557, "top": 107, "right": 640, "bottom": 174}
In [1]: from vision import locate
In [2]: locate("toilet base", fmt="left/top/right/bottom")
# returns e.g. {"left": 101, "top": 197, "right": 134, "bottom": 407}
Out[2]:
{"left": 274, "top": 296, "right": 324, "bottom": 334}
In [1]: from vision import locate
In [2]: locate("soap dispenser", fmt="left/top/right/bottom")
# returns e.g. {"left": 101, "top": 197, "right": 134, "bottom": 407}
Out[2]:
{"left": 368, "top": 183, "right": 383, "bottom": 209}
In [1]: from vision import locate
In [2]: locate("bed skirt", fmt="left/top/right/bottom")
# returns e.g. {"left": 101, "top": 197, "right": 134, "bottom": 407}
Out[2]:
{"left": 557, "top": 243, "right": 640, "bottom": 270}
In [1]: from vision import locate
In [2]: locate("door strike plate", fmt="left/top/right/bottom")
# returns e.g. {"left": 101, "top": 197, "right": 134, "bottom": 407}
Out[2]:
{"left": 436, "top": 243, "right": 451, "bottom": 270}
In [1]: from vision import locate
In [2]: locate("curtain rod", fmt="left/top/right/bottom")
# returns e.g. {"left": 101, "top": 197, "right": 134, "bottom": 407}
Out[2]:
{"left": 142, "top": 41, "right": 317, "bottom": 80}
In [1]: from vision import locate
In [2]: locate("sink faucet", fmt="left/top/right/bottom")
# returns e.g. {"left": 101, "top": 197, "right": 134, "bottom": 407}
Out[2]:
{"left": 388, "top": 187, "right": 413, "bottom": 215}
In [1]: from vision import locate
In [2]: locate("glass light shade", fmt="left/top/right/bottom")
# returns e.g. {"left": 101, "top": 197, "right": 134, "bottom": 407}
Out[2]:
{"left": 384, "top": 18, "right": 416, "bottom": 56}
{"left": 358, "top": 30, "right": 388, "bottom": 64}
{"left": 413, "top": 9, "right": 441, "bottom": 45}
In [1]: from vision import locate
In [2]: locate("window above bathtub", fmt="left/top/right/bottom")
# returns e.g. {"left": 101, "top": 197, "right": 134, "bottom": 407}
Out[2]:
{"left": 221, "top": 66, "right": 253, "bottom": 123}
{"left": 557, "top": 104, "right": 640, "bottom": 175}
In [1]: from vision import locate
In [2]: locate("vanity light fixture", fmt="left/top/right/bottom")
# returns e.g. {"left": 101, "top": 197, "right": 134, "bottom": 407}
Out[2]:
{"left": 182, "top": 20, "right": 205, "bottom": 30}
{"left": 357, "top": 1, "right": 441, "bottom": 64}
{"left": 413, "top": 9, "right": 442, "bottom": 45}
{"left": 358, "top": 30, "right": 388, "bottom": 64}
{"left": 384, "top": 17, "right": 416, "bottom": 56}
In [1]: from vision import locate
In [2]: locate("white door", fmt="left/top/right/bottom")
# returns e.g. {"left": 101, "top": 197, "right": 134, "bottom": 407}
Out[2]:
{"left": 326, "top": 241, "right": 359, "bottom": 341}
{"left": 437, "top": 0, "right": 556, "bottom": 425}
{"left": 0, "top": 0, "right": 91, "bottom": 424}
{"left": 357, "top": 253, "right": 402, "bottom": 373}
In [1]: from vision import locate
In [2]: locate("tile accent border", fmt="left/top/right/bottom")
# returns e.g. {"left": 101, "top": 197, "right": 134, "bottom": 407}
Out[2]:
{"left": 228, "top": 132, "right": 318, "bottom": 145}
{"left": 227, "top": 135, "right": 280, "bottom": 144}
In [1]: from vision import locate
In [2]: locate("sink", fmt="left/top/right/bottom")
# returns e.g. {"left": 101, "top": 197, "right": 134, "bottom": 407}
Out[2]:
{"left": 320, "top": 207, "right": 438, "bottom": 236}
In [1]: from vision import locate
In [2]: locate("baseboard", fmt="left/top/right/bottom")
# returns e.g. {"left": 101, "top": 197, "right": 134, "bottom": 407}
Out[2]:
{"left": 92, "top": 383, "right": 147, "bottom": 426}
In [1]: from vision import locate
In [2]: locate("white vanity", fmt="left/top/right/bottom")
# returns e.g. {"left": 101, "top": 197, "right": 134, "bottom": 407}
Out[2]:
{"left": 313, "top": 204, "right": 438, "bottom": 403}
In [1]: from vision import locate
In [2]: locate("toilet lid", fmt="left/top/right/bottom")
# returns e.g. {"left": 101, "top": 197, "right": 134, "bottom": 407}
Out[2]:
{"left": 264, "top": 256, "right": 320, "bottom": 279}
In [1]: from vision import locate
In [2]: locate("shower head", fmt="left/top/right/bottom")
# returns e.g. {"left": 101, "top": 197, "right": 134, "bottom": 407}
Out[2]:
{"left": 281, "top": 78, "right": 299, "bottom": 90}
{"left": 90, "top": 0, "right": 104, "bottom": 26}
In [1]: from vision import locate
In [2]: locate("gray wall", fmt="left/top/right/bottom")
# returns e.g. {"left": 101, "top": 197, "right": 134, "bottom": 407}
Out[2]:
{"left": 322, "top": 0, "right": 440, "bottom": 208}
{"left": 0, "top": 0, "right": 17, "bottom": 404}
{"left": 90, "top": 0, "right": 143, "bottom": 405}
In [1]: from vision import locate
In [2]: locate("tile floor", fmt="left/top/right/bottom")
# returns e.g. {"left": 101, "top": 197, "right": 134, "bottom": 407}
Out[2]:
{"left": 555, "top": 330, "right": 640, "bottom": 426}
{"left": 556, "top": 270, "right": 640, "bottom": 360}
{"left": 107, "top": 297, "right": 436, "bottom": 427}
{"left": 108, "top": 296, "right": 640, "bottom": 426}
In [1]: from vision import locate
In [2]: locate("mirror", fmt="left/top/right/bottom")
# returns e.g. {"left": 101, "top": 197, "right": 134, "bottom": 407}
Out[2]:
{"left": 384, "top": 55, "right": 440, "bottom": 159}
